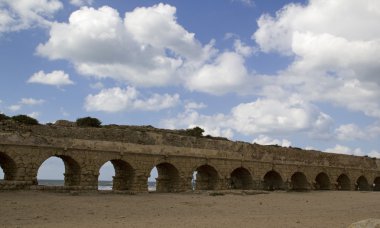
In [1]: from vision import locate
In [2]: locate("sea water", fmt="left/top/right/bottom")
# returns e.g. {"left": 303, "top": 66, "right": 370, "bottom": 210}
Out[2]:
{"left": 37, "top": 179, "right": 157, "bottom": 191}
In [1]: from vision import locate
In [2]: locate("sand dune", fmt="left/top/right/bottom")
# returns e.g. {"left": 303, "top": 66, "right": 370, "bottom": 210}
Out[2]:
{"left": 0, "top": 191, "right": 379, "bottom": 227}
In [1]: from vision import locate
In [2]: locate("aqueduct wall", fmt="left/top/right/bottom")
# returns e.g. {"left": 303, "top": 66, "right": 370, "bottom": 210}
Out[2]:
{"left": 0, "top": 120, "right": 379, "bottom": 192}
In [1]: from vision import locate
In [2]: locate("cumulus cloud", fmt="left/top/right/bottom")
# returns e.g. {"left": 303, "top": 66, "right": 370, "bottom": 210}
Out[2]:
{"left": 8, "top": 98, "right": 44, "bottom": 112}
{"left": 233, "top": 39, "right": 255, "bottom": 57}
{"left": 230, "top": 97, "right": 332, "bottom": 136}
{"left": 184, "top": 102, "right": 206, "bottom": 111}
{"left": 185, "top": 52, "right": 249, "bottom": 95}
{"left": 69, "top": 0, "right": 93, "bottom": 7}
{"left": 37, "top": 5, "right": 199, "bottom": 87}
{"left": 84, "top": 87, "right": 180, "bottom": 112}
{"left": 253, "top": 0, "right": 380, "bottom": 118}
{"left": 0, "top": 0, "right": 62, "bottom": 33}
{"left": 252, "top": 135, "right": 291, "bottom": 147}
{"left": 20, "top": 98, "right": 44, "bottom": 105}
{"left": 27, "top": 70, "right": 74, "bottom": 87}
{"left": 368, "top": 150, "right": 380, "bottom": 159}
{"left": 8, "top": 105, "right": 21, "bottom": 112}
{"left": 28, "top": 111, "right": 40, "bottom": 119}
{"left": 325, "top": 145, "right": 364, "bottom": 156}
{"left": 325, "top": 144, "right": 379, "bottom": 158}
{"left": 161, "top": 109, "right": 234, "bottom": 139}
{"left": 36, "top": 4, "right": 250, "bottom": 94}
{"left": 335, "top": 122, "right": 380, "bottom": 141}
{"left": 161, "top": 96, "right": 331, "bottom": 139}
{"left": 89, "top": 82, "right": 104, "bottom": 90}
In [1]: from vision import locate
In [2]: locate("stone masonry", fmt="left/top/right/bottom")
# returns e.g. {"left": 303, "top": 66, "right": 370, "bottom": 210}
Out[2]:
{"left": 0, "top": 120, "right": 379, "bottom": 192}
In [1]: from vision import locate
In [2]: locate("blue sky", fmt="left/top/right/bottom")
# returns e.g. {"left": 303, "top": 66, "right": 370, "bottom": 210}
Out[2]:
{"left": 1, "top": 0, "right": 380, "bottom": 181}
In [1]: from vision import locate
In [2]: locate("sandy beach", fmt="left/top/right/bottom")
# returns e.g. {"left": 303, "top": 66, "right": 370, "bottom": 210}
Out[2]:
{"left": 0, "top": 190, "right": 379, "bottom": 228}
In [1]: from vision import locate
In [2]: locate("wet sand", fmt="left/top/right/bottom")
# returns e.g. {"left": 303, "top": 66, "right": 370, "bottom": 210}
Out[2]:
{"left": 0, "top": 190, "right": 379, "bottom": 228}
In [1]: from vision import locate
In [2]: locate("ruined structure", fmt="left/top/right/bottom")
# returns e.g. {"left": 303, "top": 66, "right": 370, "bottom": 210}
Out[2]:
{"left": 0, "top": 120, "right": 379, "bottom": 192}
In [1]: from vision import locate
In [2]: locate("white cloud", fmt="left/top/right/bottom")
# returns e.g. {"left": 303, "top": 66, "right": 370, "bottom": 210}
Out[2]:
{"left": 368, "top": 150, "right": 380, "bottom": 159}
{"left": 124, "top": 4, "right": 204, "bottom": 61}
{"left": 184, "top": 102, "right": 206, "bottom": 111}
{"left": 233, "top": 39, "right": 255, "bottom": 57}
{"left": 325, "top": 144, "right": 364, "bottom": 157}
{"left": 229, "top": 97, "right": 332, "bottom": 136}
{"left": 161, "top": 96, "right": 332, "bottom": 139}
{"left": 8, "top": 105, "right": 21, "bottom": 112}
{"left": 252, "top": 135, "right": 291, "bottom": 147}
{"left": 133, "top": 93, "right": 180, "bottom": 111}
{"left": 37, "top": 5, "right": 204, "bottom": 88}
{"left": 253, "top": 0, "right": 380, "bottom": 118}
{"left": 36, "top": 4, "right": 250, "bottom": 95}
{"left": 8, "top": 98, "right": 44, "bottom": 112}
{"left": 27, "top": 70, "right": 74, "bottom": 87}
{"left": 232, "top": 0, "right": 254, "bottom": 7}
{"left": 335, "top": 122, "right": 380, "bottom": 141}
{"left": 20, "top": 98, "right": 44, "bottom": 105}
{"left": 84, "top": 87, "right": 180, "bottom": 112}
{"left": 90, "top": 82, "right": 104, "bottom": 90}
{"left": 0, "top": 0, "right": 62, "bottom": 33}
{"left": 161, "top": 108, "right": 234, "bottom": 139}
{"left": 253, "top": 0, "right": 380, "bottom": 55}
{"left": 28, "top": 111, "right": 40, "bottom": 119}
{"left": 335, "top": 124, "right": 366, "bottom": 141}
{"left": 186, "top": 52, "right": 249, "bottom": 95}
{"left": 69, "top": 0, "right": 93, "bottom": 7}
{"left": 325, "top": 145, "right": 380, "bottom": 158}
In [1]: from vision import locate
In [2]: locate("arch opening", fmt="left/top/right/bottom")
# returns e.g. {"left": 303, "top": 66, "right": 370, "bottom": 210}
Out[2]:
{"left": 336, "top": 174, "right": 351, "bottom": 190}
{"left": 356, "top": 176, "right": 370, "bottom": 191}
{"left": 230, "top": 167, "right": 253, "bottom": 190}
{"left": 149, "top": 162, "right": 180, "bottom": 192}
{"left": 0, "top": 152, "right": 17, "bottom": 181}
{"left": 0, "top": 167, "right": 3, "bottom": 180}
{"left": 374, "top": 177, "right": 380, "bottom": 191}
{"left": 315, "top": 172, "right": 331, "bottom": 190}
{"left": 263, "top": 170, "right": 283, "bottom": 191}
{"left": 98, "top": 160, "right": 134, "bottom": 191}
{"left": 291, "top": 172, "right": 309, "bottom": 191}
{"left": 37, "top": 156, "right": 80, "bottom": 186}
{"left": 192, "top": 165, "right": 218, "bottom": 190}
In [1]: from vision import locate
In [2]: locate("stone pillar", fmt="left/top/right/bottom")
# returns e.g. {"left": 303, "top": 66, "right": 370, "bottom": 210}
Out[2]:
{"left": 175, "top": 175, "right": 190, "bottom": 192}
{"left": 79, "top": 172, "right": 98, "bottom": 190}
{"left": 217, "top": 177, "right": 229, "bottom": 190}
{"left": 130, "top": 172, "right": 149, "bottom": 192}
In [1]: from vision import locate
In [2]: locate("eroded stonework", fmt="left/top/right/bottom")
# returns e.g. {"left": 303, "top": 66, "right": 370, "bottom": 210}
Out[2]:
{"left": 0, "top": 120, "right": 379, "bottom": 192}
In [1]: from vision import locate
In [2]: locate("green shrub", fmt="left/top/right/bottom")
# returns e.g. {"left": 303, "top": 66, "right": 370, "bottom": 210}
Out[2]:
{"left": 76, "top": 116, "right": 101, "bottom": 127}
{"left": 185, "top": 126, "right": 204, "bottom": 137}
{"left": 11, "top": 115, "right": 39, "bottom": 125}
{"left": 0, "top": 113, "right": 10, "bottom": 121}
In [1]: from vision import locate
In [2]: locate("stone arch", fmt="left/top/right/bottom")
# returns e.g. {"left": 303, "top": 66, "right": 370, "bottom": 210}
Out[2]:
{"left": 290, "top": 172, "right": 309, "bottom": 191}
{"left": 98, "top": 159, "right": 135, "bottom": 191}
{"left": 230, "top": 167, "right": 253, "bottom": 190}
{"left": 314, "top": 172, "right": 331, "bottom": 190}
{"left": 193, "top": 164, "right": 219, "bottom": 190}
{"left": 374, "top": 177, "right": 380, "bottom": 191}
{"left": 0, "top": 152, "right": 17, "bottom": 181}
{"left": 263, "top": 170, "right": 284, "bottom": 190}
{"left": 356, "top": 175, "right": 370, "bottom": 191}
{"left": 150, "top": 162, "right": 180, "bottom": 192}
{"left": 37, "top": 155, "right": 81, "bottom": 186}
{"left": 336, "top": 174, "right": 351, "bottom": 190}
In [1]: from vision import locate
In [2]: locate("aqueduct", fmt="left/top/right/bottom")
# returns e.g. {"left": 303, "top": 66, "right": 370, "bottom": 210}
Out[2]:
{"left": 0, "top": 120, "right": 379, "bottom": 192}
